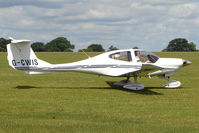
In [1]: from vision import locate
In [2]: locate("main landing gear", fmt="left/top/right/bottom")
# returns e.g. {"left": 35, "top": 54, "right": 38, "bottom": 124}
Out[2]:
{"left": 114, "top": 74, "right": 144, "bottom": 91}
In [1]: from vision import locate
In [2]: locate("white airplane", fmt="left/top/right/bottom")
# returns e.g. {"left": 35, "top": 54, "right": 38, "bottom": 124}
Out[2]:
{"left": 6, "top": 38, "right": 192, "bottom": 90}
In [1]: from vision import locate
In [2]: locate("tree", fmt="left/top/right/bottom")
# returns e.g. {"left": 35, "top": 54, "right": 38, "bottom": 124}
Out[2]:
{"left": 31, "top": 42, "right": 46, "bottom": 52}
{"left": 108, "top": 45, "right": 118, "bottom": 51}
{"left": 165, "top": 38, "right": 196, "bottom": 51}
{"left": 88, "top": 44, "right": 105, "bottom": 52}
{"left": 45, "top": 37, "right": 75, "bottom": 52}
{"left": 0, "top": 38, "right": 11, "bottom": 52}
{"left": 189, "top": 42, "right": 197, "bottom": 51}
{"left": 133, "top": 46, "right": 139, "bottom": 49}
{"left": 79, "top": 44, "right": 105, "bottom": 52}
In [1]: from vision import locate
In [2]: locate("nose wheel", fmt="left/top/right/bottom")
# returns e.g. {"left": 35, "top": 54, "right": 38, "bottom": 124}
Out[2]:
{"left": 163, "top": 80, "right": 181, "bottom": 88}
{"left": 159, "top": 76, "right": 181, "bottom": 88}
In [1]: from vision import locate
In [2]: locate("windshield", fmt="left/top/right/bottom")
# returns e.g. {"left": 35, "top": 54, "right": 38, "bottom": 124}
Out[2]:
{"left": 135, "top": 51, "right": 159, "bottom": 63}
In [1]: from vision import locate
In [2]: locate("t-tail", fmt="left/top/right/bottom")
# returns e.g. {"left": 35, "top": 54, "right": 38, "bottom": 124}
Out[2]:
{"left": 7, "top": 37, "right": 52, "bottom": 74}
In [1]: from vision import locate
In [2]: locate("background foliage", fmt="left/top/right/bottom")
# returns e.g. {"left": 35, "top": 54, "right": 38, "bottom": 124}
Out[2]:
{"left": 0, "top": 37, "right": 198, "bottom": 52}
{"left": 163, "top": 38, "right": 197, "bottom": 52}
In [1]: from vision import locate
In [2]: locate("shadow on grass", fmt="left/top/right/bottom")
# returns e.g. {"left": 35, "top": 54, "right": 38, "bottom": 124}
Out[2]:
{"left": 15, "top": 81, "right": 163, "bottom": 95}
{"left": 106, "top": 81, "right": 163, "bottom": 95}
{"left": 15, "top": 85, "right": 112, "bottom": 90}
{"left": 16, "top": 85, "right": 39, "bottom": 89}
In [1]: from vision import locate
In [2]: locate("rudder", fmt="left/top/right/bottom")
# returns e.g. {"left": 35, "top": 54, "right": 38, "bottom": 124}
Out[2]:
{"left": 7, "top": 38, "right": 51, "bottom": 70}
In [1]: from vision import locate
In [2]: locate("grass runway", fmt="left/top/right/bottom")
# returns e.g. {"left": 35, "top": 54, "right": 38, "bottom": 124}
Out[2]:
{"left": 0, "top": 52, "right": 198, "bottom": 133}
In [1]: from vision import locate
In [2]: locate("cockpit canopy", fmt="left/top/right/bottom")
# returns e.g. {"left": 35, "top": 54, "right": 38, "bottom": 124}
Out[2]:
{"left": 109, "top": 51, "right": 132, "bottom": 62}
{"left": 135, "top": 50, "right": 159, "bottom": 63}
{"left": 109, "top": 49, "right": 159, "bottom": 63}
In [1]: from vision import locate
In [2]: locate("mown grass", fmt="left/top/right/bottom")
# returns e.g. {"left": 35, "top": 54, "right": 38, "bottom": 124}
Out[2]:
{"left": 0, "top": 52, "right": 198, "bottom": 133}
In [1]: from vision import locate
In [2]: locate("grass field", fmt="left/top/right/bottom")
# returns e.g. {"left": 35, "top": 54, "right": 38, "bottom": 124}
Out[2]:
{"left": 0, "top": 52, "right": 198, "bottom": 133}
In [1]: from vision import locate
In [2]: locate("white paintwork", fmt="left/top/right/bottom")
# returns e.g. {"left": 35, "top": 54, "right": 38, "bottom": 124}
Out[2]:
{"left": 6, "top": 38, "right": 192, "bottom": 90}
{"left": 163, "top": 81, "right": 181, "bottom": 88}
{"left": 114, "top": 80, "right": 144, "bottom": 91}
{"left": 154, "top": 58, "right": 183, "bottom": 69}
{"left": 123, "top": 83, "right": 144, "bottom": 91}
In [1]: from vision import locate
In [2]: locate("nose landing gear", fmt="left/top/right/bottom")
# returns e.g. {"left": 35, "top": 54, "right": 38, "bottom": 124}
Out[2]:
{"left": 159, "top": 76, "right": 181, "bottom": 88}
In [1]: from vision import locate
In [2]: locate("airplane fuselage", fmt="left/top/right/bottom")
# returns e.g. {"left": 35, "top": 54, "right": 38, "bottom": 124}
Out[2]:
{"left": 6, "top": 38, "right": 192, "bottom": 90}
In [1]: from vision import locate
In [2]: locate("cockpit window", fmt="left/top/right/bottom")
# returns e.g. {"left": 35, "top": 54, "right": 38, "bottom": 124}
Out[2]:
{"left": 109, "top": 51, "right": 132, "bottom": 62}
{"left": 135, "top": 51, "right": 159, "bottom": 63}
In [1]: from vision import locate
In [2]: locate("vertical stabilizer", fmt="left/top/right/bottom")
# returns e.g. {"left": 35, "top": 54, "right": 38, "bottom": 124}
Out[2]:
{"left": 7, "top": 38, "right": 51, "bottom": 70}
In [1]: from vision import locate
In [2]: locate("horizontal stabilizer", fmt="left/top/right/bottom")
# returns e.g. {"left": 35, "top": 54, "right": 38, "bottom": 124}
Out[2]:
{"left": 25, "top": 71, "right": 50, "bottom": 75}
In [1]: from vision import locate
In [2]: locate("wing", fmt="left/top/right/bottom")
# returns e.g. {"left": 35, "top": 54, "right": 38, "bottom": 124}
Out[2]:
{"left": 141, "top": 63, "right": 162, "bottom": 76}
{"left": 105, "top": 67, "right": 141, "bottom": 77}
{"left": 81, "top": 65, "right": 142, "bottom": 77}
{"left": 142, "top": 63, "right": 162, "bottom": 71}
{"left": 141, "top": 63, "right": 177, "bottom": 77}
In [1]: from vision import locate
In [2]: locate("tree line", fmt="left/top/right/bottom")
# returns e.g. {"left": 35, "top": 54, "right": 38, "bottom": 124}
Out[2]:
{"left": 0, "top": 37, "right": 198, "bottom": 52}
{"left": 162, "top": 38, "right": 197, "bottom": 52}
{"left": 0, "top": 37, "right": 118, "bottom": 52}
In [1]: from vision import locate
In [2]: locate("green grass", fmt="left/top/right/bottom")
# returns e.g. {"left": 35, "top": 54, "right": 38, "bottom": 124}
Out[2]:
{"left": 0, "top": 52, "right": 199, "bottom": 133}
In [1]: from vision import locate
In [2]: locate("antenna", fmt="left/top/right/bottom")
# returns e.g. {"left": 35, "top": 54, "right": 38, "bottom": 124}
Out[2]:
{"left": 81, "top": 49, "right": 91, "bottom": 58}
